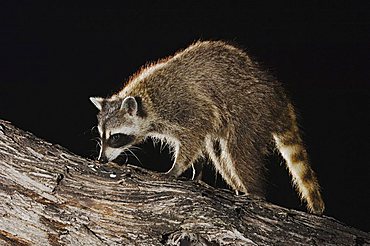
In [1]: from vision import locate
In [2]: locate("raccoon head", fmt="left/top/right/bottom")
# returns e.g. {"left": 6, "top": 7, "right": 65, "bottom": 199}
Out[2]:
{"left": 90, "top": 96, "right": 149, "bottom": 163}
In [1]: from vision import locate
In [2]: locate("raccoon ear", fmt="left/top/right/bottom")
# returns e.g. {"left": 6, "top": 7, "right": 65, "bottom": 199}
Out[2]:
{"left": 90, "top": 97, "right": 104, "bottom": 111}
{"left": 121, "top": 96, "right": 138, "bottom": 116}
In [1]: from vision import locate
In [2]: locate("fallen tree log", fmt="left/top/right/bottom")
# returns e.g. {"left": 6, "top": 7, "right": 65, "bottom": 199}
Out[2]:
{"left": 0, "top": 119, "right": 368, "bottom": 246}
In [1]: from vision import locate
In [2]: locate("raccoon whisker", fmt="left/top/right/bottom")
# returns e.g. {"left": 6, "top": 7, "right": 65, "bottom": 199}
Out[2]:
{"left": 91, "top": 138, "right": 101, "bottom": 149}
{"left": 125, "top": 148, "right": 142, "bottom": 166}
{"left": 92, "top": 137, "right": 101, "bottom": 146}
{"left": 91, "top": 138, "right": 101, "bottom": 145}
{"left": 118, "top": 151, "right": 129, "bottom": 164}
{"left": 124, "top": 153, "right": 129, "bottom": 164}
{"left": 128, "top": 146, "right": 142, "bottom": 151}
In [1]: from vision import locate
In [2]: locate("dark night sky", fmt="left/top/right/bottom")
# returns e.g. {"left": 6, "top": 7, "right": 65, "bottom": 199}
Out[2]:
{"left": 1, "top": 2, "right": 369, "bottom": 232}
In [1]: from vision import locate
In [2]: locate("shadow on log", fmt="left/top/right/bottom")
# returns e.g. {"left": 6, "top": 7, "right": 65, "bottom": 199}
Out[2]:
{"left": 0, "top": 119, "right": 369, "bottom": 245}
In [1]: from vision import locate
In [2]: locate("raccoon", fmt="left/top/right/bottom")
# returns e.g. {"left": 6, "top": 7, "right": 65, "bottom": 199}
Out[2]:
{"left": 90, "top": 41, "right": 325, "bottom": 214}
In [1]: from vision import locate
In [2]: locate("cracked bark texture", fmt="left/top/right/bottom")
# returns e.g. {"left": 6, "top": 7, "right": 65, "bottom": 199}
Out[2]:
{"left": 0, "top": 119, "right": 369, "bottom": 246}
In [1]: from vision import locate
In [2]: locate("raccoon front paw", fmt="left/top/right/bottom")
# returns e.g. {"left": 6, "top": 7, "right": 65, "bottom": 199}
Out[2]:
{"left": 162, "top": 172, "right": 178, "bottom": 181}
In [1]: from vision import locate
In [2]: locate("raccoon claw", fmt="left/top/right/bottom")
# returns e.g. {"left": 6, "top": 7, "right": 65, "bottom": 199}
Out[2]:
{"left": 162, "top": 172, "right": 177, "bottom": 181}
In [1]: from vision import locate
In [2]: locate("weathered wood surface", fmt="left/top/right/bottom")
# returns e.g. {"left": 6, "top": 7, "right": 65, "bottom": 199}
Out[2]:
{"left": 0, "top": 119, "right": 369, "bottom": 246}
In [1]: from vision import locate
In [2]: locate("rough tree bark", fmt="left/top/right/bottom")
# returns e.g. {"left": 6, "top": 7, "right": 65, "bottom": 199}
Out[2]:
{"left": 0, "top": 119, "right": 368, "bottom": 246}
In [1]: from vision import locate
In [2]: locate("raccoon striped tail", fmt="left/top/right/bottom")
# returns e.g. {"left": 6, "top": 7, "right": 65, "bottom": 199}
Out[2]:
{"left": 273, "top": 105, "right": 325, "bottom": 214}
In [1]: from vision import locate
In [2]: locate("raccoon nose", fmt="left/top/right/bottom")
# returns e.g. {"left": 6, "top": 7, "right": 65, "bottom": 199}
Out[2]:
{"left": 98, "top": 155, "right": 109, "bottom": 164}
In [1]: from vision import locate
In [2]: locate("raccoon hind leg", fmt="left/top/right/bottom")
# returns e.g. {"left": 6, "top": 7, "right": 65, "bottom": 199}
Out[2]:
{"left": 273, "top": 104, "right": 325, "bottom": 214}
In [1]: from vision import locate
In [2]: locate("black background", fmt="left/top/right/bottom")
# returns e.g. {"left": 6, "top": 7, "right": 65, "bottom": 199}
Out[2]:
{"left": 1, "top": 2, "right": 369, "bottom": 232}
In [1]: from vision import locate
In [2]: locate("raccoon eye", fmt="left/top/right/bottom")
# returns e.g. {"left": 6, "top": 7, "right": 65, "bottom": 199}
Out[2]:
{"left": 107, "top": 133, "right": 134, "bottom": 148}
